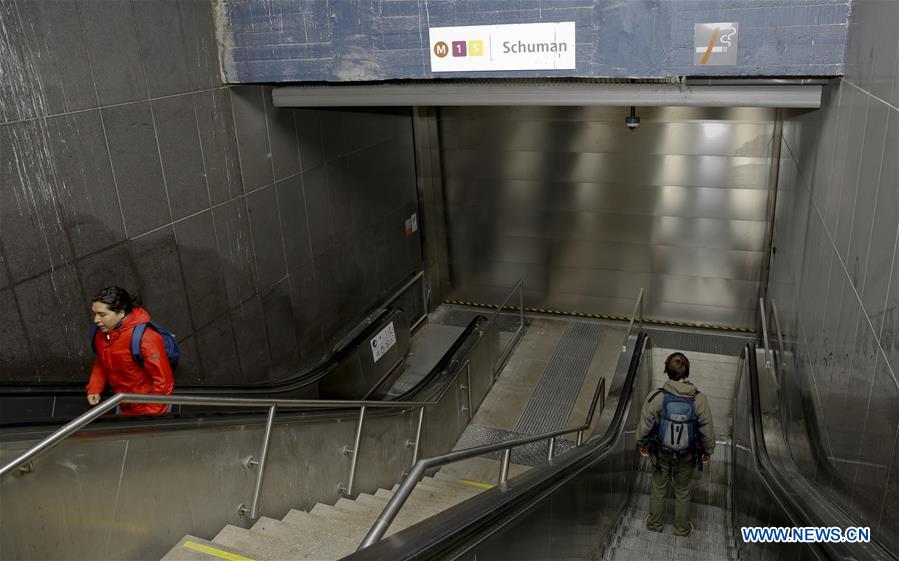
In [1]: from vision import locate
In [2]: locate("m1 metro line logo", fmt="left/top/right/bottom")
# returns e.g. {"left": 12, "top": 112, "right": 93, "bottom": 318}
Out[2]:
{"left": 429, "top": 22, "right": 575, "bottom": 72}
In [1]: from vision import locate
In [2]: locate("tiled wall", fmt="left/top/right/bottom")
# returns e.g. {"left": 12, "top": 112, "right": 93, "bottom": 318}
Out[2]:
{"left": 769, "top": 0, "right": 898, "bottom": 548}
{"left": 0, "top": 1, "right": 422, "bottom": 386}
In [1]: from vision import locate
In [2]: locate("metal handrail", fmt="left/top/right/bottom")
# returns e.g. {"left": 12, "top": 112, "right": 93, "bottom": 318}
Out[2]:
{"left": 490, "top": 279, "right": 526, "bottom": 376}
{"left": 770, "top": 298, "right": 787, "bottom": 365}
{"left": 623, "top": 288, "right": 645, "bottom": 352}
{"left": 758, "top": 297, "right": 774, "bottom": 374}
{"left": 358, "top": 376, "right": 607, "bottom": 549}
{"left": 0, "top": 394, "right": 434, "bottom": 480}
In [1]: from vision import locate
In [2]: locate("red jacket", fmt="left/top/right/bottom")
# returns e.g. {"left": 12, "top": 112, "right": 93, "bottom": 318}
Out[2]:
{"left": 86, "top": 307, "right": 174, "bottom": 415}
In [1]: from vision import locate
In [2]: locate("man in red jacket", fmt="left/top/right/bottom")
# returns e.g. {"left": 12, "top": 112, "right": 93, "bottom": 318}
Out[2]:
{"left": 86, "top": 287, "right": 174, "bottom": 415}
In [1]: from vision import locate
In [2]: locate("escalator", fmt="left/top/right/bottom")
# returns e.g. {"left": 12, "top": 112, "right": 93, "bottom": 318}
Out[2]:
{"left": 340, "top": 334, "right": 897, "bottom": 561}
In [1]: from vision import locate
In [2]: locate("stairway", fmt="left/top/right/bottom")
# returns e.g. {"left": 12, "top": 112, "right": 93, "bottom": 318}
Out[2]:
{"left": 161, "top": 472, "right": 484, "bottom": 561}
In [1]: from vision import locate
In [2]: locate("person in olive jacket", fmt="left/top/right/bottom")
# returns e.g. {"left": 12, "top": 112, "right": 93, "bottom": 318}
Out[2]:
{"left": 637, "top": 352, "right": 716, "bottom": 537}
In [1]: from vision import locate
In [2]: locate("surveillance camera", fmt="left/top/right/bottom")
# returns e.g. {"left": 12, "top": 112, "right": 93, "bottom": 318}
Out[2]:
{"left": 625, "top": 106, "right": 640, "bottom": 129}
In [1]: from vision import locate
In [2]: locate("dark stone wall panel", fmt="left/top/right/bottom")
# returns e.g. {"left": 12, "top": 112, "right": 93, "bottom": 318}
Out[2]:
{"left": 325, "top": 159, "right": 356, "bottom": 247}
{"left": 263, "top": 87, "right": 300, "bottom": 181}
{"left": 0, "top": 289, "right": 34, "bottom": 381}
{"left": 152, "top": 96, "right": 209, "bottom": 220}
{"left": 212, "top": 199, "right": 256, "bottom": 308}
{"left": 230, "top": 296, "right": 272, "bottom": 381}
{"left": 174, "top": 211, "right": 229, "bottom": 329}
{"left": 230, "top": 86, "right": 273, "bottom": 191}
{"left": 131, "top": 227, "right": 193, "bottom": 342}
{"left": 13, "top": 266, "right": 90, "bottom": 381}
{"left": 133, "top": 0, "right": 191, "bottom": 98}
{"left": 194, "top": 313, "right": 241, "bottom": 384}
{"left": 195, "top": 90, "right": 244, "bottom": 205}
{"left": 276, "top": 175, "right": 312, "bottom": 275}
{"left": 77, "top": 0, "right": 148, "bottom": 105}
{"left": 179, "top": 0, "right": 222, "bottom": 91}
{"left": 301, "top": 166, "right": 335, "bottom": 257}
{"left": 0, "top": 121, "right": 72, "bottom": 282}
{"left": 262, "top": 279, "right": 300, "bottom": 379}
{"left": 76, "top": 243, "right": 140, "bottom": 305}
{"left": 16, "top": 0, "right": 96, "bottom": 115}
{"left": 246, "top": 186, "right": 287, "bottom": 289}
{"left": 102, "top": 102, "right": 171, "bottom": 237}
{"left": 288, "top": 264, "right": 323, "bottom": 362}
{"left": 294, "top": 109, "right": 324, "bottom": 173}
{"left": 172, "top": 334, "right": 202, "bottom": 385}
{"left": 46, "top": 111, "right": 125, "bottom": 258}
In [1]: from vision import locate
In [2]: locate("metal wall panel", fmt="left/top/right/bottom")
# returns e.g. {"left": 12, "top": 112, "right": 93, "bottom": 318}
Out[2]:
{"left": 771, "top": 69, "right": 899, "bottom": 551}
{"left": 441, "top": 106, "right": 776, "bottom": 328}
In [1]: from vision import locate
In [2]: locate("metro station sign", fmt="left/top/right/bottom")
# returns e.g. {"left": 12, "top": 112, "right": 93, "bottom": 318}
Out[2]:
{"left": 429, "top": 22, "right": 576, "bottom": 72}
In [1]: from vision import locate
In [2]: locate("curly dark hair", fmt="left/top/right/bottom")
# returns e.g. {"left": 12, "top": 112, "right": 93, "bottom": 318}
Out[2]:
{"left": 91, "top": 286, "right": 137, "bottom": 315}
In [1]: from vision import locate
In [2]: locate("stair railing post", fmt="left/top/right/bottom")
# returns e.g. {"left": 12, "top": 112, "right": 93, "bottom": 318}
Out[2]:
{"left": 411, "top": 406, "right": 424, "bottom": 466}
{"left": 498, "top": 449, "right": 511, "bottom": 484}
{"left": 245, "top": 404, "right": 277, "bottom": 519}
{"left": 340, "top": 405, "right": 366, "bottom": 496}
{"left": 546, "top": 436, "right": 556, "bottom": 462}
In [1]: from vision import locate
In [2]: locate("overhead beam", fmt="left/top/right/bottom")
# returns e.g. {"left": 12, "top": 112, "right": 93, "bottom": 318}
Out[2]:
{"left": 273, "top": 83, "right": 822, "bottom": 108}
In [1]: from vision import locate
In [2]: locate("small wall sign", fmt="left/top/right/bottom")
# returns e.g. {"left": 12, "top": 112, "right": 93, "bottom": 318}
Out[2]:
{"left": 694, "top": 22, "right": 739, "bottom": 66}
{"left": 371, "top": 322, "right": 397, "bottom": 363}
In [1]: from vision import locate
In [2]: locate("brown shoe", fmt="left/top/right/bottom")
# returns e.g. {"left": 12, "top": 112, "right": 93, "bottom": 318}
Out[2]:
{"left": 673, "top": 522, "right": 694, "bottom": 537}
{"left": 644, "top": 514, "right": 664, "bottom": 532}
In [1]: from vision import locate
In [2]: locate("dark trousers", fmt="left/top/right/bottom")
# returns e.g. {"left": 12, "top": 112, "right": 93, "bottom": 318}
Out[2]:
{"left": 646, "top": 452, "right": 695, "bottom": 534}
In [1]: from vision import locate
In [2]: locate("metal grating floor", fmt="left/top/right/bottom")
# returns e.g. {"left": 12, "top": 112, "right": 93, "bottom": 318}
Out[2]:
{"left": 514, "top": 321, "right": 602, "bottom": 435}
{"left": 454, "top": 423, "right": 577, "bottom": 467}
{"left": 644, "top": 327, "right": 754, "bottom": 356}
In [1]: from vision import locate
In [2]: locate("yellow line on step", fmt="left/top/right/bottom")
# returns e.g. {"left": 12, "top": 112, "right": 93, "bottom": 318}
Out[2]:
{"left": 458, "top": 479, "right": 494, "bottom": 489}
{"left": 183, "top": 541, "right": 256, "bottom": 561}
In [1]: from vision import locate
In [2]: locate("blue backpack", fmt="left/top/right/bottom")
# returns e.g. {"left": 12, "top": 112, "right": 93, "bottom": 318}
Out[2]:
{"left": 89, "top": 321, "right": 180, "bottom": 371}
{"left": 654, "top": 390, "right": 697, "bottom": 453}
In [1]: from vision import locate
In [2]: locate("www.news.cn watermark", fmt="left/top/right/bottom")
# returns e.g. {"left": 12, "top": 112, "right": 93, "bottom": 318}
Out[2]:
{"left": 741, "top": 527, "right": 871, "bottom": 543}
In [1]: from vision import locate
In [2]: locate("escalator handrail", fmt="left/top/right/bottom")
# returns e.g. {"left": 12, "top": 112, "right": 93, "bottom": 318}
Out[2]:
{"left": 344, "top": 331, "right": 648, "bottom": 560}
{"left": 745, "top": 343, "right": 896, "bottom": 561}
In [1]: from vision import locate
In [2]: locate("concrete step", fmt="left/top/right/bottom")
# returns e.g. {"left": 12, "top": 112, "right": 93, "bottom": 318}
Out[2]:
{"left": 161, "top": 535, "right": 255, "bottom": 561}
{"left": 284, "top": 508, "right": 370, "bottom": 537}
{"left": 248, "top": 516, "right": 362, "bottom": 560}
{"left": 213, "top": 525, "right": 316, "bottom": 561}
{"left": 251, "top": 516, "right": 358, "bottom": 558}
{"left": 353, "top": 492, "right": 390, "bottom": 510}
{"left": 310, "top": 503, "right": 379, "bottom": 529}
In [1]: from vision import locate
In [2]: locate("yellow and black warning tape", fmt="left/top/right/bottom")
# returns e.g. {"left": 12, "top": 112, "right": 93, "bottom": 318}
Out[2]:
{"left": 443, "top": 299, "right": 757, "bottom": 334}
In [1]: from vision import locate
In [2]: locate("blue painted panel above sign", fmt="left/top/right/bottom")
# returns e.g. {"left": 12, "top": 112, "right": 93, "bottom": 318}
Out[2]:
{"left": 429, "top": 22, "right": 576, "bottom": 73}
